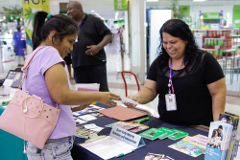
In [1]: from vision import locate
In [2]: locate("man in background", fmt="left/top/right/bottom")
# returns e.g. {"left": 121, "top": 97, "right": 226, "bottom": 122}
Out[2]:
{"left": 67, "top": 1, "right": 112, "bottom": 91}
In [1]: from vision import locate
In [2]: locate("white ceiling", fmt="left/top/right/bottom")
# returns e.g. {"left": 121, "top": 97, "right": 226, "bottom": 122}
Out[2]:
{"left": 0, "top": 0, "right": 239, "bottom": 19}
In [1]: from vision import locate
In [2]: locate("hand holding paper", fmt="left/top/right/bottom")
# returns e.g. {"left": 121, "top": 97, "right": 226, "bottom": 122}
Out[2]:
{"left": 122, "top": 97, "right": 139, "bottom": 108}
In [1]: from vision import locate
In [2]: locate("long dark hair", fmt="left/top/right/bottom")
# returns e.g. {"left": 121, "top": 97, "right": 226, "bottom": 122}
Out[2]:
{"left": 32, "top": 11, "right": 79, "bottom": 50}
{"left": 158, "top": 19, "right": 199, "bottom": 69}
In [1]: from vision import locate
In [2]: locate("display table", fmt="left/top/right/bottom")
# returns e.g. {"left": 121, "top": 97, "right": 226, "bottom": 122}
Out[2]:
{"left": 71, "top": 103, "right": 209, "bottom": 160}
{"left": 0, "top": 105, "right": 28, "bottom": 160}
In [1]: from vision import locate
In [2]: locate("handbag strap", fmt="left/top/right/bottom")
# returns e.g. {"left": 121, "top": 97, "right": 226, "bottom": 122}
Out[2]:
{"left": 21, "top": 47, "right": 43, "bottom": 79}
{"left": 20, "top": 46, "right": 60, "bottom": 108}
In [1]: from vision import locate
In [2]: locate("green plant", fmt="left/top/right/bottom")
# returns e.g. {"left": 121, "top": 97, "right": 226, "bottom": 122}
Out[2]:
{"left": 2, "top": 4, "right": 23, "bottom": 26}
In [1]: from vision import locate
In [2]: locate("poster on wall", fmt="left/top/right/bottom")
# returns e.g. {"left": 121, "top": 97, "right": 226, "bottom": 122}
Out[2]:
{"left": 114, "top": 0, "right": 128, "bottom": 11}
{"left": 22, "top": 0, "right": 50, "bottom": 54}
{"left": 233, "top": 5, "right": 240, "bottom": 27}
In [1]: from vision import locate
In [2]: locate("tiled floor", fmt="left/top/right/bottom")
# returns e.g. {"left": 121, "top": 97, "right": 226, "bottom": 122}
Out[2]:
{"left": 1, "top": 34, "right": 240, "bottom": 118}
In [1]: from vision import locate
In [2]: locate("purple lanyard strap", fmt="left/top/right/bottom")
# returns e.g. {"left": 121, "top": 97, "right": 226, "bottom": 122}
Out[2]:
{"left": 168, "top": 58, "right": 185, "bottom": 93}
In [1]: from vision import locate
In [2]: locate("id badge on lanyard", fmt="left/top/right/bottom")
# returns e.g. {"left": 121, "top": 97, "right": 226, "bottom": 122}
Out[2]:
{"left": 165, "top": 58, "right": 185, "bottom": 111}
{"left": 165, "top": 78, "right": 177, "bottom": 111}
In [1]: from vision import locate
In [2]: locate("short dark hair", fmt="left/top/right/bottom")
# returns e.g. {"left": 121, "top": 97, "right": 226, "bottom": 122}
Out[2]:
{"left": 218, "top": 125, "right": 223, "bottom": 129}
{"left": 157, "top": 19, "right": 199, "bottom": 69}
{"left": 32, "top": 11, "right": 79, "bottom": 50}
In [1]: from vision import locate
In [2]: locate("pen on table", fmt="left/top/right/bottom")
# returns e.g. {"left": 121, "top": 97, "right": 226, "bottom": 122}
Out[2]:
{"left": 136, "top": 117, "right": 149, "bottom": 123}
{"left": 115, "top": 150, "right": 134, "bottom": 158}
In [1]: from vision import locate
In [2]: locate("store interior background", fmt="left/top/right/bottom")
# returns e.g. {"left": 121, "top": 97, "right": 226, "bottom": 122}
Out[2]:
{"left": 0, "top": 0, "right": 240, "bottom": 117}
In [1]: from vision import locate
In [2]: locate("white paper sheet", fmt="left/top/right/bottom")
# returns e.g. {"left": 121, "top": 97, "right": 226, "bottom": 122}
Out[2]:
{"left": 80, "top": 136, "right": 135, "bottom": 160}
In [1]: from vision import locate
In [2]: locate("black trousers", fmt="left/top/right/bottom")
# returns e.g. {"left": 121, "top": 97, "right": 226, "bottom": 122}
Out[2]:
{"left": 74, "top": 63, "right": 109, "bottom": 91}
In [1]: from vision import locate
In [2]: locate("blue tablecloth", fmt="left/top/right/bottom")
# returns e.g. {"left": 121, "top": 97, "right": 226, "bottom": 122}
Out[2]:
{"left": 1, "top": 103, "right": 209, "bottom": 160}
{"left": 71, "top": 103, "right": 209, "bottom": 160}
{"left": 0, "top": 105, "right": 28, "bottom": 160}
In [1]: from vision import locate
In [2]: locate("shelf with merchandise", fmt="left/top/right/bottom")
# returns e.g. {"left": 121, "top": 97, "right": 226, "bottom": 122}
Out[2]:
{"left": 192, "top": 29, "right": 233, "bottom": 60}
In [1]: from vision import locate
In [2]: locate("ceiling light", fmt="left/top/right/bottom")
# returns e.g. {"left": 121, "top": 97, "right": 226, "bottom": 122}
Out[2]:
{"left": 192, "top": 0, "right": 207, "bottom": 2}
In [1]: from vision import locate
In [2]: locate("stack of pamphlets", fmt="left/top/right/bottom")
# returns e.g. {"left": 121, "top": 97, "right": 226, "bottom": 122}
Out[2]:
{"left": 105, "top": 121, "right": 149, "bottom": 133}
{"left": 142, "top": 152, "right": 174, "bottom": 160}
{"left": 75, "top": 123, "right": 104, "bottom": 139}
{"left": 169, "top": 134, "right": 208, "bottom": 157}
{"left": 218, "top": 112, "right": 239, "bottom": 160}
{"left": 205, "top": 121, "right": 233, "bottom": 160}
{"left": 232, "top": 129, "right": 240, "bottom": 160}
{"left": 72, "top": 105, "right": 105, "bottom": 125}
{"left": 139, "top": 127, "right": 188, "bottom": 141}
{"left": 139, "top": 128, "right": 168, "bottom": 141}
{"left": 158, "top": 127, "right": 178, "bottom": 140}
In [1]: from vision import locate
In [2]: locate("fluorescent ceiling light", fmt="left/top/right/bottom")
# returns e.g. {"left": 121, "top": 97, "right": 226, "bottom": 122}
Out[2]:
{"left": 147, "top": 0, "right": 158, "bottom": 2}
{"left": 193, "top": 0, "right": 207, "bottom": 1}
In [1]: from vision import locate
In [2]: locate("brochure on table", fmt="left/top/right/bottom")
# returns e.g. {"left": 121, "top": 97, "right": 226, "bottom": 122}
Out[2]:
{"left": 80, "top": 125, "right": 146, "bottom": 160}
{"left": 205, "top": 121, "right": 233, "bottom": 160}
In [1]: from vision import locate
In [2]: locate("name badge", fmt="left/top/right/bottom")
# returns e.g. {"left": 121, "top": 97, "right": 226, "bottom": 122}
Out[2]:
{"left": 165, "top": 94, "right": 177, "bottom": 111}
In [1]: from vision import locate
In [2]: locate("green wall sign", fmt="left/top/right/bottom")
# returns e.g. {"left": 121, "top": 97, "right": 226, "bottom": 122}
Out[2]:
{"left": 233, "top": 5, "right": 240, "bottom": 27}
{"left": 203, "top": 13, "right": 219, "bottom": 19}
{"left": 114, "top": 0, "right": 128, "bottom": 11}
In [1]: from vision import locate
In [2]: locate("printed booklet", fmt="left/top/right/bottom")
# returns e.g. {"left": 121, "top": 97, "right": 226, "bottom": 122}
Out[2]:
{"left": 168, "top": 129, "right": 189, "bottom": 140}
{"left": 158, "top": 127, "right": 178, "bottom": 140}
{"left": 139, "top": 128, "right": 169, "bottom": 141}
{"left": 169, "top": 135, "right": 207, "bottom": 157}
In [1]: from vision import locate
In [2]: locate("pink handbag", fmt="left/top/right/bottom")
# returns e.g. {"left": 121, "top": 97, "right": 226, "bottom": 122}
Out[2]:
{"left": 0, "top": 47, "right": 61, "bottom": 151}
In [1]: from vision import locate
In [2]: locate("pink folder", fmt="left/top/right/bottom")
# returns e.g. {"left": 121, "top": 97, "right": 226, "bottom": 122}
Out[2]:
{"left": 98, "top": 106, "right": 147, "bottom": 121}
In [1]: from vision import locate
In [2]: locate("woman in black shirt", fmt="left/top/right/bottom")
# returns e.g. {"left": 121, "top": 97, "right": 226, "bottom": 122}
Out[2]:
{"left": 124, "top": 19, "right": 226, "bottom": 126}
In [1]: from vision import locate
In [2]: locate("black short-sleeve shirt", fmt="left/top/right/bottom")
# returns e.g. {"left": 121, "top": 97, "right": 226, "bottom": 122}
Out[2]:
{"left": 71, "top": 14, "right": 112, "bottom": 68}
{"left": 147, "top": 50, "right": 224, "bottom": 126}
